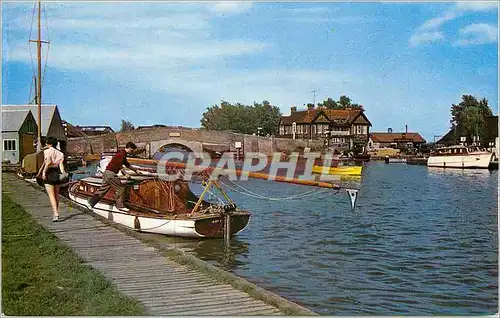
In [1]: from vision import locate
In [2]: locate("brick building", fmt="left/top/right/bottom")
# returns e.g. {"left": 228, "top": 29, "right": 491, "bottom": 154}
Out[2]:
{"left": 277, "top": 105, "right": 372, "bottom": 149}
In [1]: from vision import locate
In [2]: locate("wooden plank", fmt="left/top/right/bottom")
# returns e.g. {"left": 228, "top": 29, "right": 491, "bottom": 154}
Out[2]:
{"left": 107, "top": 273, "right": 206, "bottom": 281}
{"left": 138, "top": 291, "right": 252, "bottom": 305}
{"left": 114, "top": 281, "right": 217, "bottom": 290}
{"left": 141, "top": 295, "right": 261, "bottom": 310}
{"left": 117, "top": 284, "right": 236, "bottom": 295}
{"left": 166, "top": 302, "right": 278, "bottom": 316}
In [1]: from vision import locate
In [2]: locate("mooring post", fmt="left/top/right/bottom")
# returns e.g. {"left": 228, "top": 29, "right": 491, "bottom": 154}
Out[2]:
{"left": 224, "top": 211, "right": 231, "bottom": 247}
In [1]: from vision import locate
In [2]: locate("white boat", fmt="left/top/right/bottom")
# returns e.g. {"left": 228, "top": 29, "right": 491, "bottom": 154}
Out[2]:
{"left": 68, "top": 175, "right": 251, "bottom": 238}
{"left": 427, "top": 145, "right": 494, "bottom": 169}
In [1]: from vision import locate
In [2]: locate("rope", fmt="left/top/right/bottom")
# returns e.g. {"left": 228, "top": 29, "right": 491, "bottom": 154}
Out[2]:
{"left": 28, "top": 2, "right": 37, "bottom": 103}
{"left": 41, "top": 5, "right": 51, "bottom": 88}
{"left": 218, "top": 177, "right": 336, "bottom": 201}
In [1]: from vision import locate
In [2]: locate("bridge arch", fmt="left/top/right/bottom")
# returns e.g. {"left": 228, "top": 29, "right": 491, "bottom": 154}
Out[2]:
{"left": 150, "top": 139, "right": 203, "bottom": 159}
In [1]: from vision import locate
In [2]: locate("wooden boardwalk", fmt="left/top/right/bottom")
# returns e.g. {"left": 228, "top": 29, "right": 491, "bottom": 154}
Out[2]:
{"left": 3, "top": 174, "right": 314, "bottom": 316}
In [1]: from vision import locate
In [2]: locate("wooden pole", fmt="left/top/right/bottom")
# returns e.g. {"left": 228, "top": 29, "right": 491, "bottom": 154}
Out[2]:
{"left": 36, "top": 0, "right": 42, "bottom": 151}
{"left": 191, "top": 180, "right": 213, "bottom": 214}
{"left": 128, "top": 157, "right": 341, "bottom": 189}
{"left": 224, "top": 211, "right": 231, "bottom": 247}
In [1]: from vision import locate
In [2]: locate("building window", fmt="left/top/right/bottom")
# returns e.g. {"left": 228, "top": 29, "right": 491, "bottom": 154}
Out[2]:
{"left": 279, "top": 125, "right": 285, "bottom": 135}
{"left": 3, "top": 139, "right": 16, "bottom": 151}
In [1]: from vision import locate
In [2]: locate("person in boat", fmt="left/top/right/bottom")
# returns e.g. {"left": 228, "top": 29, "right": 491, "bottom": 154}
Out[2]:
{"left": 88, "top": 142, "right": 140, "bottom": 212}
{"left": 37, "top": 136, "right": 67, "bottom": 222}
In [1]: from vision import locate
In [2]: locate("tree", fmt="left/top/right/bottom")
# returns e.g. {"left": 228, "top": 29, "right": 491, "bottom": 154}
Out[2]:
{"left": 318, "top": 96, "right": 363, "bottom": 110}
{"left": 200, "top": 100, "right": 282, "bottom": 136}
{"left": 450, "top": 95, "right": 493, "bottom": 140}
{"left": 338, "top": 95, "right": 351, "bottom": 108}
{"left": 120, "top": 119, "right": 135, "bottom": 132}
{"left": 318, "top": 98, "right": 338, "bottom": 109}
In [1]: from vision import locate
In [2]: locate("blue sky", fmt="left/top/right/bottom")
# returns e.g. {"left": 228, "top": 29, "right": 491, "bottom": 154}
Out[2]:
{"left": 2, "top": 1, "right": 498, "bottom": 141}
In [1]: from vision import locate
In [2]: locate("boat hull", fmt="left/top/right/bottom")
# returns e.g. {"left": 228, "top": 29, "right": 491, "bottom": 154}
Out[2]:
{"left": 312, "top": 165, "right": 362, "bottom": 176}
{"left": 68, "top": 178, "right": 250, "bottom": 238}
{"left": 427, "top": 152, "right": 493, "bottom": 169}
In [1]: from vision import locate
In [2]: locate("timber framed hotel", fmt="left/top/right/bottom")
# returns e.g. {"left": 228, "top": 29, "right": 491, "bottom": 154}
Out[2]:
{"left": 277, "top": 105, "right": 372, "bottom": 149}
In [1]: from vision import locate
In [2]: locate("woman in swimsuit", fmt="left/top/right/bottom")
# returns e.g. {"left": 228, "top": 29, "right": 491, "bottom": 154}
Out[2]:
{"left": 40, "top": 136, "right": 66, "bottom": 222}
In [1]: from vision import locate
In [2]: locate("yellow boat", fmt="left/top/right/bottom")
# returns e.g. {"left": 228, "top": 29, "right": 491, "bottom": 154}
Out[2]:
{"left": 312, "top": 165, "right": 363, "bottom": 176}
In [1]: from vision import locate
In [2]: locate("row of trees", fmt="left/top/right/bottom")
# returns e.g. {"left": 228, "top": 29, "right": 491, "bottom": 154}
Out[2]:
{"left": 200, "top": 101, "right": 282, "bottom": 136}
{"left": 315, "top": 95, "right": 363, "bottom": 110}
{"left": 449, "top": 95, "right": 493, "bottom": 140}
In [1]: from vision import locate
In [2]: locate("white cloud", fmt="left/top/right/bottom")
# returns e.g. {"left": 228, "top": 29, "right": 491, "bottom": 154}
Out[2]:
{"left": 420, "top": 11, "right": 457, "bottom": 31}
{"left": 409, "top": 31, "right": 444, "bottom": 47}
{"left": 421, "top": 1, "right": 498, "bottom": 31}
{"left": 208, "top": 2, "right": 253, "bottom": 15}
{"left": 3, "top": 1, "right": 362, "bottom": 114}
{"left": 410, "top": 1, "right": 498, "bottom": 47}
{"left": 455, "top": 2, "right": 499, "bottom": 12}
{"left": 4, "top": 1, "right": 266, "bottom": 70}
{"left": 454, "top": 23, "right": 498, "bottom": 46}
{"left": 286, "top": 7, "right": 333, "bottom": 14}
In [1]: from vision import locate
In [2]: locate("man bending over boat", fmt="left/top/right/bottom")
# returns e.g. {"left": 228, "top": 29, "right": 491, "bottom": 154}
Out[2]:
{"left": 88, "top": 142, "right": 140, "bottom": 212}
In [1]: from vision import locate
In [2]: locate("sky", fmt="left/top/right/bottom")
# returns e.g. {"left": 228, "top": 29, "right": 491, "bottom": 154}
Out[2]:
{"left": 2, "top": 1, "right": 498, "bottom": 142}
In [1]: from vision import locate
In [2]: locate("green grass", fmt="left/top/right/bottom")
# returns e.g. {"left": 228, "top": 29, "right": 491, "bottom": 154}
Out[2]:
{"left": 1, "top": 194, "right": 148, "bottom": 316}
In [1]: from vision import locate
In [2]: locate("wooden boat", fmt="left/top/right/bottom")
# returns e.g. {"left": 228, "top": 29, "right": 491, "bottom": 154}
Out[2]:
{"left": 311, "top": 165, "right": 362, "bottom": 176}
{"left": 427, "top": 145, "right": 493, "bottom": 169}
{"left": 66, "top": 151, "right": 358, "bottom": 238}
{"left": 68, "top": 175, "right": 251, "bottom": 238}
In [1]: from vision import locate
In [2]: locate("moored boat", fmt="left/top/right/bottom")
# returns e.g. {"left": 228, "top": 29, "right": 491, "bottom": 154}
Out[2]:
{"left": 427, "top": 145, "right": 493, "bottom": 169}
{"left": 68, "top": 175, "right": 251, "bottom": 238}
{"left": 311, "top": 165, "right": 362, "bottom": 176}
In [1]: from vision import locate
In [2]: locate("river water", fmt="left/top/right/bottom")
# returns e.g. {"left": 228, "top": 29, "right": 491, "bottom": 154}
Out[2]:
{"left": 75, "top": 162, "right": 498, "bottom": 315}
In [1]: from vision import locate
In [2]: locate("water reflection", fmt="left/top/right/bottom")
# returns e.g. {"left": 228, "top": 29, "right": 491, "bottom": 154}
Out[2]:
{"left": 152, "top": 235, "right": 250, "bottom": 271}
{"left": 427, "top": 166, "right": 497, "bottom": 179}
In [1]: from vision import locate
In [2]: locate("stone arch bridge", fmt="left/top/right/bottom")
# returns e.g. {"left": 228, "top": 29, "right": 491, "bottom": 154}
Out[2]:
{"left": 67, "top": 126, "right": 323, "bottom": 159}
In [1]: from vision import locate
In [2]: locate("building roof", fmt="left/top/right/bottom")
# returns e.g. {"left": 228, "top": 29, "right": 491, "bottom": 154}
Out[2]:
{"left": 137, "top": 124, "right": 167, "bottom": 130}
{"left": 1, "top": 105, "right": 57, "bottom": 136}
{"left": 370, "top": 132, "right": 426, "bottom": 143}
{"left": 61, "top": 120, "right": 88, "bottom": 138}
{"left": 280, "top": 107, "right": 369, "bottom": 126}
{"left": 1, "top": 109, "right": 33, "bottom": 132}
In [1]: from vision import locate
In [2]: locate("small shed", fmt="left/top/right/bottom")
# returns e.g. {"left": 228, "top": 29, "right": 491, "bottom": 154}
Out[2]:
{"left": 1, "top": 104, "right": 66, "bottom": 150}
{"left": 1, "top": 109, "right": 38, "bottom": 164}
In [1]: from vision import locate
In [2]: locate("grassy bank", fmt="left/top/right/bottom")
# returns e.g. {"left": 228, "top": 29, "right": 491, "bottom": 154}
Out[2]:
{"left": 1, "top": 194, "right": 148, "bottom": 316}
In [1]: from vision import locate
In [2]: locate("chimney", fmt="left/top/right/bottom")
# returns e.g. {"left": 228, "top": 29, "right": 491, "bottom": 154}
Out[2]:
{"left": 388, "top": 128, "right": 393, "bottom": 133}
{"left": 405, "top": 124, "right": 408, "bottom": 133}
{"left": 291, "top": 106, "right": 297, "bottom": 113}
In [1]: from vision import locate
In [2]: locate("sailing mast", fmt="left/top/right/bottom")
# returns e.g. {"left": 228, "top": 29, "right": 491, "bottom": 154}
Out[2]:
{"left": 29, "top": 0, "right": 48, "bottom": 152}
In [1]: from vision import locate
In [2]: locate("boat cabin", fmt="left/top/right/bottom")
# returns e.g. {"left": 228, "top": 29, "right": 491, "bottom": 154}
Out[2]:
{"left": 433, "top": 146, "right": 487, "bottom": 156}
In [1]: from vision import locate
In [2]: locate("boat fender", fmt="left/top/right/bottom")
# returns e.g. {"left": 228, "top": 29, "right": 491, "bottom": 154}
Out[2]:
{"left": 173, "top": 181, "right": 182, "bottom": 193}
{"left": 134, "top": 216, "right": 141, "bottom": 231}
